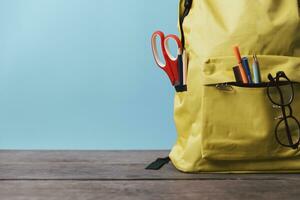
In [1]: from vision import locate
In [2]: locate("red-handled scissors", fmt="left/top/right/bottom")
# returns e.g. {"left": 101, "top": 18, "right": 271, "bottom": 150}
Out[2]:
{"left": 151, "top": 31, "right": 183, "bottom": 86}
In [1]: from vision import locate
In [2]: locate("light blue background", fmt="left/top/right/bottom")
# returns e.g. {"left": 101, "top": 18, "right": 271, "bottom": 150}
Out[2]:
{"left": 0, "top": 0, "right": 179, "bottom": 149}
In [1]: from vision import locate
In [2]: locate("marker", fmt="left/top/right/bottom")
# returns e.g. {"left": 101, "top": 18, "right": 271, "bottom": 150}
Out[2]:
{"left": 242, "top": 57, "right": 253, "bottom": 83}
{"left": 252, "top": 53, "right": 261, "bottom": 84}
{"left": 233, "top": 66, "right": 243, "bottom": 83}
{"left": 233, "top": 46, "right": 248, "bottom": 84}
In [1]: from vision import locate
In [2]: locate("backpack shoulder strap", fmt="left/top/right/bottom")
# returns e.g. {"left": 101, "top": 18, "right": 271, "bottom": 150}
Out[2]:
{"left": 145, "top": 157, "right": 170, "bottom": 170}
{"left": 180, "top": 0, "right": 193, "bottom": 49}
{"left": 146, "top": 0, "right": 193, "bottom": 171}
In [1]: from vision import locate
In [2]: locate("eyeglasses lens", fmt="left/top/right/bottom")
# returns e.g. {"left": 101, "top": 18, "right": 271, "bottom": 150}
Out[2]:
{"left": 276, "top": 117, "right": 300, "bottom": 147}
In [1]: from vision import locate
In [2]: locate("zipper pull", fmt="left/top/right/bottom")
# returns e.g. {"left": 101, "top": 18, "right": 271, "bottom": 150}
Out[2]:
{"left": 216, "top": 83, "right": 234, "bottom": 91}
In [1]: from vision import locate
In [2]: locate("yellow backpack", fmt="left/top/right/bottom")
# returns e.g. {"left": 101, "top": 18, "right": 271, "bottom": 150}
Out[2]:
{"left": 148, "top": 0, "right": 300, "bottom": 173}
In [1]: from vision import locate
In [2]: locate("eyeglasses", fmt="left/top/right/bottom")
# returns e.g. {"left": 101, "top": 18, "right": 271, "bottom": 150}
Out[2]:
{"left": 267, "top": 71, "right": 300, "bottom": 149}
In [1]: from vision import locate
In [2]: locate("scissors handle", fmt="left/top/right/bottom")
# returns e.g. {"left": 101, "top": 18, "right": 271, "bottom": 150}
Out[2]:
{"left": 151, "top": 31, "right": 168, "bottom": 68}
{"left": 164, "top": 34, "right": 182, "bottom": 59}
{"left": 164, "top": 34, "right": 182, "bottom": 85}
{"left": 151, "top": 31, "right": 182, "bottom": 85}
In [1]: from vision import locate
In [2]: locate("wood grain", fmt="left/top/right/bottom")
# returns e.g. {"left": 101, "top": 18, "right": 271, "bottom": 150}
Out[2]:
{"left": 1, "top": 150, "right": 300, "bottom": 200}
{"left": 0, "top": 150, "right": 167, "bottom": 164}
{"left": 1, "top": 150, "right": 300, "bottom": 180}
{"left": 0, "top": 180, "right": 300, "bottom": 200}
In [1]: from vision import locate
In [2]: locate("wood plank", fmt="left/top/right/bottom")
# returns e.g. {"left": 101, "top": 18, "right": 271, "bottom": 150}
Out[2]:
{"left": 0, "top": 150, "right": 168, "bottom": 164}
{"left": 1, "top": 150, "right": 300, "bottom": 180}
{"left": 0, "top": 180, "right": 300, "bottom": 200}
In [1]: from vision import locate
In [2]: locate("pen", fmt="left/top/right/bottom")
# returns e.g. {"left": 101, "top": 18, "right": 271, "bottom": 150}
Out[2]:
{"left": 182, "top": 50, "right": 188, "bottom": 85}
{"left": 242, "top": 57, "right": 253, "bottom": 83}
{"left": 252, "top": 53, "right": 261, "bottom": 84}
{"left": 233, "top": 46, "right": 248, "bottom": 84}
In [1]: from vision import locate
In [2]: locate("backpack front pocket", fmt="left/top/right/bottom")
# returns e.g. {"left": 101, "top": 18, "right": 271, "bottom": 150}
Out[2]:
{"left": 200, "top": 82, "right": 300, "bottom": 161}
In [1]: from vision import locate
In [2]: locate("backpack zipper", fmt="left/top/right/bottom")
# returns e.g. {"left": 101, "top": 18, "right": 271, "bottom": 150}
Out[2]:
{"left": 214, "top": 81, "right": 299, "bottom": 90}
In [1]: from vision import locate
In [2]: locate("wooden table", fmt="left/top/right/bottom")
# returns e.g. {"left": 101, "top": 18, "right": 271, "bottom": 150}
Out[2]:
{"left": 1, "top": 150, "right": 300, "bottom": 200}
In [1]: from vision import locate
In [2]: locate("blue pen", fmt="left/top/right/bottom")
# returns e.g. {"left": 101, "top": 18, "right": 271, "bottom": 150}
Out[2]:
{"left": 242, "top": 57, "right": 253, "bottom": 83}
{"left": 252, "top": 53, "right": 261, "bottom": 84}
